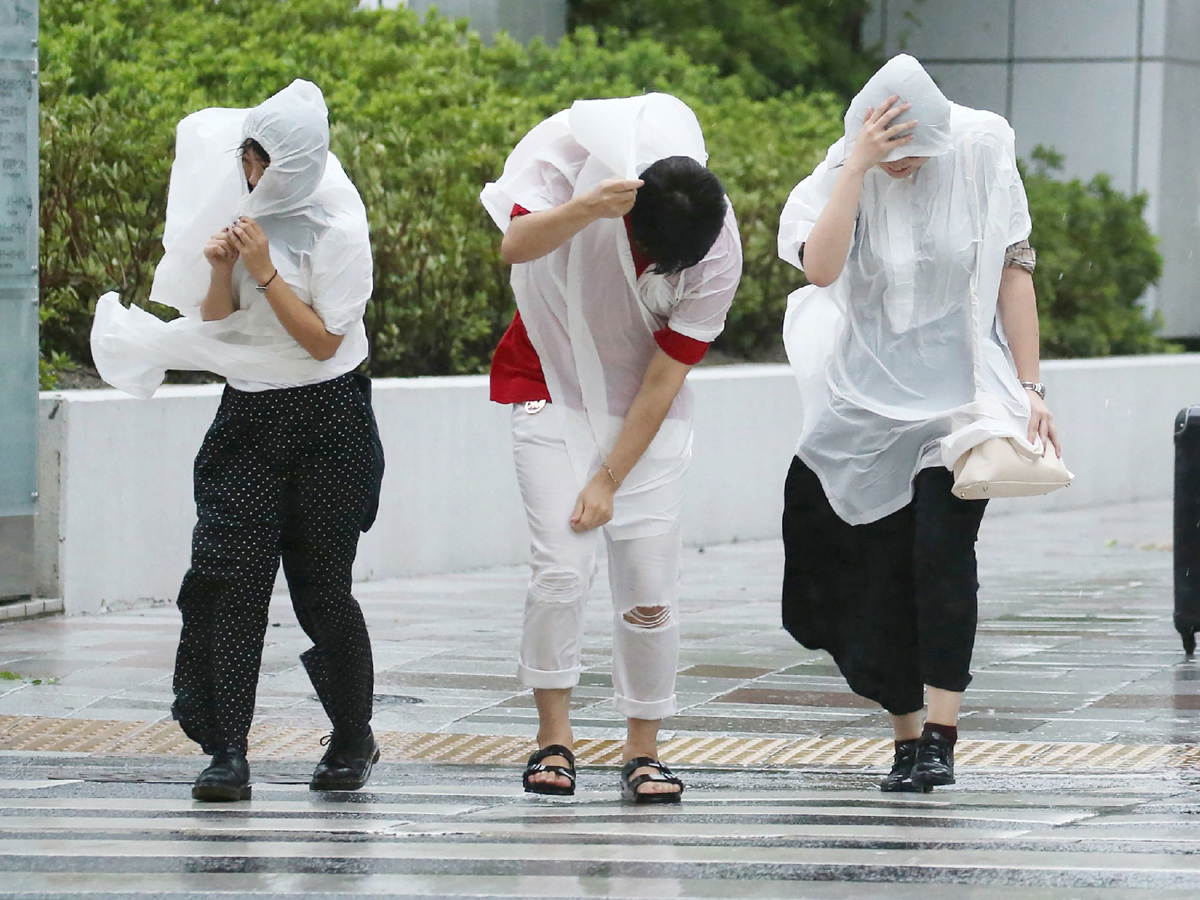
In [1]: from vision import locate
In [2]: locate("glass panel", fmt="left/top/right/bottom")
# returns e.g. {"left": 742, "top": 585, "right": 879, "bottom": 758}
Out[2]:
{"left": 0, "top": 1, "right": 37, "bottom": 50}
{"left": 0, "top": 292, "right": 37, "bottom": 517}
{"left": 0, "top": 56, "right": 37, "bottom": 282}
{"left": 0, "top": 0, "right": 39, "bottom": 519}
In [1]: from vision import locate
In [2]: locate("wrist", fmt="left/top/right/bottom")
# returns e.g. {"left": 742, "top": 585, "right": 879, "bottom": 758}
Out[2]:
{"left": 574, "top": 192, "right": 605, "bottom": 224}
{"left": 842, "top": 158, "right": 871, "bottom": 179}
{"left": 1021, "top": 381, "right": 1046, "bottom": 399}
{"left": 595, "top": 463, "right": 621, "bottom": 493}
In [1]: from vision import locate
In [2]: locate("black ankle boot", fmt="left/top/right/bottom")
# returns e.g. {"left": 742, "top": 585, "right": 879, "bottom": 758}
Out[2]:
{"left": 880, "top": 739, "right": 928, "bottom": 793}
{"left": 911, "top": 729, "right": 956, "bottom": 788}
{"left": 310, "top": 729, "right": 380, "bottom": 791}
{"left": 192, "top": 748, "right": 251, "bottom": 802}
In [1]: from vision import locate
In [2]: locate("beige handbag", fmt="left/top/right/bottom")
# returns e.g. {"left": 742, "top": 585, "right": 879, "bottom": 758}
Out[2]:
{"left": 952, "top": 437, "right": 1074, "bottom": 500}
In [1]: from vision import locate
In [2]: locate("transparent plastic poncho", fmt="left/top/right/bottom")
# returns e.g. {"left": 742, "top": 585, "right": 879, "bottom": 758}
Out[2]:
{"left": 90, "top": 80, "right": 371, "bottom": 398}
{"left": 480, "top": 94, "right": 742, "bottom": 538}
{"left": 779, "top": 55, "right": 1034, "bottom": 525}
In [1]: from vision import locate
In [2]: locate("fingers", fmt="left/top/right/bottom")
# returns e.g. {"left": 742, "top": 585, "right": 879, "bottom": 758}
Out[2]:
{"left": 877, "top": 100, "right": 911, "bottom": 129}
{"left": 1027, "top": 417, "right": 1039, "bottom": 447}
{"left": 1037, "top": 415, "right": 1051, "bottom": 453}
{"left": 884, "top": 118, "right": 918, "bottom": 140}
{"left": 1048, "top": 421, "right": 1062, "bottom": 458}
{"left": 569, "top": 495, "right": 584, "bottom": 529}
{"left": 867, "top": 95, "right": 899, "bottom": 124}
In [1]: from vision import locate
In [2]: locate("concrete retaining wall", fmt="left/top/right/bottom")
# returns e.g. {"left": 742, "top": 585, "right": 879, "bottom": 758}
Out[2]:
{"left": 36, "top": 355, "right": 1200, "bottom": 614}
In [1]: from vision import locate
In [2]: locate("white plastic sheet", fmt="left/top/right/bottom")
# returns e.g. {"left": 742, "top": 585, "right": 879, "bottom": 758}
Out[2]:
{"left": 480, "top": 94, "right": 742, "bottom": 539}
{"left": 779, "top": 56, "right": 1034, "bottom": 525}
{"left": 91, "top": 80, "right": 371, "bottom": 398}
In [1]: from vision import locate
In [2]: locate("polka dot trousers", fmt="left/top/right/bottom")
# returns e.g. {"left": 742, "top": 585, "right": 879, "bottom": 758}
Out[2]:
{"left": 172, "top": 373, "right": 382, "bottom": 755}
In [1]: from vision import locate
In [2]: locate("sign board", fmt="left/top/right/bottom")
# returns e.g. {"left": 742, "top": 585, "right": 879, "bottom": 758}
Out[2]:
{"left": 0, "top": 0, "right": 39, "bottom": 526}
{"left": 0, "top": 56, "right": 36, "bottom": 281}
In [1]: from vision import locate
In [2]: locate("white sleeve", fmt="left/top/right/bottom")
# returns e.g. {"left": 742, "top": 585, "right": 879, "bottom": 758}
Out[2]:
{"left": 479, "top": 111, "right": 590, "bottom": 233}
{"left": 666, "top": 209, "right": 743, "bottom": 343}
{"left": 309, "top": 221, "right": 373, "bottom": 336}
{"left": 777, "top": 139, "right": 845, "bottom": 273}
{"left": 1006, "top": 145, "right": 1033, "bottom": 246}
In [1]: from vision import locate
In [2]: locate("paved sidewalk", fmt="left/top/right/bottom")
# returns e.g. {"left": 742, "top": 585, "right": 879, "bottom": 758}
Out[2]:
{"left": 0, "top": 500, "right": 1185, "bottom": 749}
{"left": 5, "top": 499, "right": 1200, "bottom": 899}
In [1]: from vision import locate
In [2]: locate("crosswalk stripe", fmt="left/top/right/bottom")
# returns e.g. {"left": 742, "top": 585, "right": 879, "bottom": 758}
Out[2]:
{"left": 3, "top": 774, "right": 1200, "bottom": 896}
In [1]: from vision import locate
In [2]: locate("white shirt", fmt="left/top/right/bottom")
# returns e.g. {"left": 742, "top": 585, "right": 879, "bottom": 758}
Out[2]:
{"left": 481, "top": 95, "right": 743, "bottom": 538}
{"left": 779, "top": 102, "right": 1034, "bottom": 525}
{"left": 225, "top": 206, "right": 371, "bottom": 392}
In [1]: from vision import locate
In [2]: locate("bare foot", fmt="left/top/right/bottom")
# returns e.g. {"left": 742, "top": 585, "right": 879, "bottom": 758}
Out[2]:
{"left": 527, "top": 752, "right": 573, "bottom": 791}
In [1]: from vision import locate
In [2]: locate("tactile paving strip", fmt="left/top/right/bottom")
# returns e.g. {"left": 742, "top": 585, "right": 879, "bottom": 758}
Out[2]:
{"left": 0, "top": 714, "right": 1192, "bottom": 770}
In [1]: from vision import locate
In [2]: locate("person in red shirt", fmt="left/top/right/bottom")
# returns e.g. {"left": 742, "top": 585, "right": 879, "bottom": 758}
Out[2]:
{"left": 482, "top": 95, "right": 742, "bottom": 804}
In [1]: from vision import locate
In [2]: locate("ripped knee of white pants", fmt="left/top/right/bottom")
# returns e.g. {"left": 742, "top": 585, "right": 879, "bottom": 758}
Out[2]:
{"left": 621, "top": 604, "right": 673, "bottom": 631}
{"left": 530, "top": 567, "right": 587, "bottom": 604}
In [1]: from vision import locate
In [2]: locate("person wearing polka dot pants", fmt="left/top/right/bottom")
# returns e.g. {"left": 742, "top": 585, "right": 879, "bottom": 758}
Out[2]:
{"left": 128, "top": 82, "right": 385, "bottom": 802}
{"left": 173, "top": 373, "right": 384, "bottom": 800}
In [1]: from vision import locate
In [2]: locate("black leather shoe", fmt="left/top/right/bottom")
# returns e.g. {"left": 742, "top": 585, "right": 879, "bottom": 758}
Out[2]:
{"left": 192, "top": 749, "right": 251, "bottom": 802}
{"left": 880, "top": 739, "right": 929, "bottom": 793}
{"left": 310, "top": 729, "right": 380, "bottom": 791}
{"left": 910, "top": 731, "right": 956, "bottom": 787}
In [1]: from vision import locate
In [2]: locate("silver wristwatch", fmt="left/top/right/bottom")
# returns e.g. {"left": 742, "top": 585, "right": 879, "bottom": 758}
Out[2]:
{"left": 1020, "top": 381, "right": 1046, "bottom": 399}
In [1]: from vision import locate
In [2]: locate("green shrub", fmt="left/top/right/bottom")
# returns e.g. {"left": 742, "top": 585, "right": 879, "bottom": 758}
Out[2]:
{"left": 37, "top": 0, "right": 1169, "bottom": 388}
{"left": 1024, "top": 147, "right": 1170, "bottom": 358}
{"left": 567, "top": 0, "right": 877, "bottom": 99}
{"left": 38, "top": 0, "right": 841, "bottom": 380}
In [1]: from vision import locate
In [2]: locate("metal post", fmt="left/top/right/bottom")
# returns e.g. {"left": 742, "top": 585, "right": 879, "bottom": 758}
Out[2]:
{"left": 0, "top": 0, "right": 39, "bottom": 600}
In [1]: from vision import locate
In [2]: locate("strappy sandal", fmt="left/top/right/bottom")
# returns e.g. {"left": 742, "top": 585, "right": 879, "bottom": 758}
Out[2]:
{"left": 522, "top": 744, "right": 576, "bottom": 796}
{"left": 620, "top": 757, "right": 684, "bottom": 804}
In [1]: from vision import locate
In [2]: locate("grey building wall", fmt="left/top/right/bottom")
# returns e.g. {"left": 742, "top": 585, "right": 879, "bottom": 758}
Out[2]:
{"left": 368, "top": 0, "right": 566, "bottom": 45}
{"left": 865, "top": 0, "right": 1200, "bottom": 338}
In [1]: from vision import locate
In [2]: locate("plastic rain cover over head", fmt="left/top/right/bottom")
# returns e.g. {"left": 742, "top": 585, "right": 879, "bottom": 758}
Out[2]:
{"left": 777, "top": 56, "right": 1035, "bottom": 525}
{"left": 90, "top": 80, "right": 366, "bottom": 398}
{"left": 479, "top": 93, "right": 742, "bottom": 540}
{"left": 843, "top": 53, "right": 953, "bottom": 164}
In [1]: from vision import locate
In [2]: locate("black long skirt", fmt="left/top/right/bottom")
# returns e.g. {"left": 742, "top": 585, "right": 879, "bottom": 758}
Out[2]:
{"left": 781, "top": 456, "right": 988, "bottom": 715}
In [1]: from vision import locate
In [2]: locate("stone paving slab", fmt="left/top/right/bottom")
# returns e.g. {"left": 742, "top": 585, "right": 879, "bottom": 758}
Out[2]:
{"left": 0, "top": 501, "right": 1183, "bottom": 748}
{"left": 3, "top": 758, "right": 1200, "bottom": 897}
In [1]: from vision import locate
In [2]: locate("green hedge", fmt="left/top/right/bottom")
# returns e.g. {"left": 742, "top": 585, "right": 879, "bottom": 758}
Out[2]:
{"left": 567, "top": 0, "right": 876, "bottom": 99}
{"left": 1024, "top": 148, "right": 1168, "bottom": 358}
{"left": 38, "top": 0, "right": 1168, "bottom": 389}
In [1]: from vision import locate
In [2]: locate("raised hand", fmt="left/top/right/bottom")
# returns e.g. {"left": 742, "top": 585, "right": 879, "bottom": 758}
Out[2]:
{"left": 228, "top": 216, "right": 274, "bottom": 284}
{"left": 583, "top": 179, "right": 644, "bottom": 219}
{"left": 203, "top": 231, "right": 239, "bottom": 271}
{"left": 847, "top": 95, "right": 917, "bottom": 174}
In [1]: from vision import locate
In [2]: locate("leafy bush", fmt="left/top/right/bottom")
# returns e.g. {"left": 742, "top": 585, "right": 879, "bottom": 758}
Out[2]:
{"left": 567, "top": 0, "right": 876, "bottom": 99}
{"left": 38, "top": 0, "right": 841, "bottom": 382}
{"left": 37, "top": 0, "right": 1169, "bottom": 389}
{"left": 1024, "top": 147, "right": 1170, "bottom": 358}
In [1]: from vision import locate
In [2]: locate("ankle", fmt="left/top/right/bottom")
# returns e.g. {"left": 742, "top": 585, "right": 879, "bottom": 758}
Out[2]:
{"left": 536, "top": 729, "right": 573, "bottom": 751}
{"left": 922, "top": 723, "right": 958, "bottom": 744}
{"left": 622, "top": 743, "right": 659, "bottom": 763}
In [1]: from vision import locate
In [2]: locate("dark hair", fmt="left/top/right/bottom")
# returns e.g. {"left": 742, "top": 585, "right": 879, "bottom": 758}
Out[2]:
{"left": 239, "top": 138, "right": 270, "bottom": 165}
{"left": 628, "top": 156, "right": 727, "bottom": 275}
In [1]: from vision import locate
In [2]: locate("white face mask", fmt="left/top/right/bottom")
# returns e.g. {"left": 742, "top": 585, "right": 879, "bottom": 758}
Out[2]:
{"left": 843, "top": 54, "right": 953, "bottom": 164}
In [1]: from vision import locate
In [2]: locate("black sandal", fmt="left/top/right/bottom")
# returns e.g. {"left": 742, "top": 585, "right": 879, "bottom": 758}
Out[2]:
{"left": 522, "top": 744, "right": 576, "bottom": 796}
{"left": 620, "top": 757, "right": 684, "bottom": 804}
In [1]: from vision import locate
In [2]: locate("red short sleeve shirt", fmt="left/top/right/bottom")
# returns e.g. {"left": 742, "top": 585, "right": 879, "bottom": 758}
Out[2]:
{"left": 490, "top": 205, "right": 710, "bottom": 404}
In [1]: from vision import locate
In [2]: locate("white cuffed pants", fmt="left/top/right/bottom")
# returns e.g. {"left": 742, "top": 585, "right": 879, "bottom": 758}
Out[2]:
{"left": 511, "top": 404, "right": 682, "bottom": 720}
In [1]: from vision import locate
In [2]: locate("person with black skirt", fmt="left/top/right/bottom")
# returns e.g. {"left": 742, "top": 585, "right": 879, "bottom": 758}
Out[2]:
{"left": 776, "top": 56, "right": 1060, "bottom": 792}
{"left": 91, "top": 80, "right": 384, "bottom": 801}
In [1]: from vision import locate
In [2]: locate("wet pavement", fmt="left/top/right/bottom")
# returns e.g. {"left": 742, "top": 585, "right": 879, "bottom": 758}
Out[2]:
{"left": 2, "top": 499, "right": 1199, "bottom": 897}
